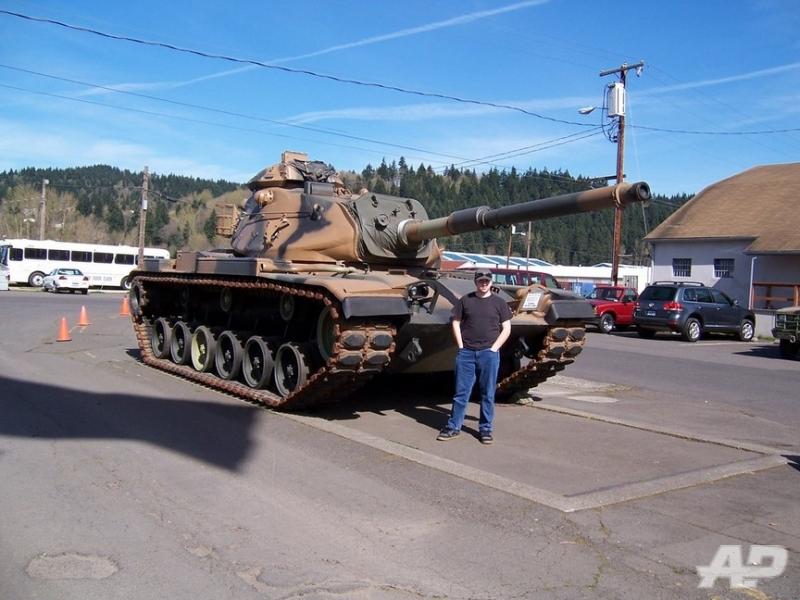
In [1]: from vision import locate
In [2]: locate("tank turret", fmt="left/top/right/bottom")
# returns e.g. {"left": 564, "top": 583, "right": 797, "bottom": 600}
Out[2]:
{"left": 131, "top": 151, "right": 652, "bottom": 411}
{"left": 225, "top": 152, "right": 649, "bottom": 269}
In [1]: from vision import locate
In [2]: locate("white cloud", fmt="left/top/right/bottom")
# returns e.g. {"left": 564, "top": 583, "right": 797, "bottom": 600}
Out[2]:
{"left": 0, "top": 120, "right": 246, "bottom": 181}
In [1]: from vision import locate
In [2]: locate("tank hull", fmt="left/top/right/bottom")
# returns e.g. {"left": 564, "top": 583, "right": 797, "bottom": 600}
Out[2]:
{"left": 129, "top": 253, "right": 591, "bottom": 410}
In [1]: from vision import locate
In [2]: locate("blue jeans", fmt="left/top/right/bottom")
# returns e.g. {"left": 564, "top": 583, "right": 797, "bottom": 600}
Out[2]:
{"left": 446, "top": 348, "right": 501, "bottom": 434}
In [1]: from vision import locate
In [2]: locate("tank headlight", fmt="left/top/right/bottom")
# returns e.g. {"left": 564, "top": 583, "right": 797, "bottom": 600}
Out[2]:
{"left": 407, "top": 283, "right": 430, "bottom": 301}
{"left": 521, "top": 290, "right": 543, "bottom": 311}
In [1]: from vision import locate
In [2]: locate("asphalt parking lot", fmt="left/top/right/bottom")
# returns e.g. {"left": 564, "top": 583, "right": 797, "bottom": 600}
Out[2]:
{"left": 1, "top": 289, "right": 798, "bottom": 598}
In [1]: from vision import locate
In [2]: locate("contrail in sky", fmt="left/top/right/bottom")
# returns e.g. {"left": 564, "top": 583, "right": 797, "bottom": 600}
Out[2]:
{"left": 83, "top": 0, "right": 549, "bottom": 93}
{"left": 267, "top": 0, "right": 550, "bottom": 64}
{"left": 645, "top": 61, "right": 800, "bottom": 94}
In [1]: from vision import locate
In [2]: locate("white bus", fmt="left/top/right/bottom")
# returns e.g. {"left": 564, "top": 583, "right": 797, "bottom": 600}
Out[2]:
{"left": 0, "top": 238, "right": 170, "bottom": 289}
{"left": 0, "top": 245, "right": 9, "bottom": 291}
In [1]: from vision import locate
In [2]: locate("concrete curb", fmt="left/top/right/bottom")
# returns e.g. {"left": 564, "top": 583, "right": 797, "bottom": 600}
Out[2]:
{"left": 281, "top": 412, "right": 789, "bottom": 513}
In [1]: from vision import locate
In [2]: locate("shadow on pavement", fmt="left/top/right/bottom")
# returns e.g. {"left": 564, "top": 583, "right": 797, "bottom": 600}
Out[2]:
{"left": 785, "top": 455, "right": 800, "bottom": 473}
{"left": 312, "top": 373, "right": 488, "bottom": 438}
{"left": 0, "top": 374, "right": 259, "bottom": 471}
{"left": 735, "top": 344, "right": 787, "bottom": 359}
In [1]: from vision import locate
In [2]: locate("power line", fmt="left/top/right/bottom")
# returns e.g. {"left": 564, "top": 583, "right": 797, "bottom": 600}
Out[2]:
{"left": 646, "top": 64, "right": 800, "bottom": 149}
{"left": 0, "top": 81, "right": 461, "bottom": 165}
{"left": 439, "top": 129, "right": 605, "bottom": 173}
{"left": 0, "top": 81, "right": 601, "bottom": 182}
{"left": 631, "top": 123, "right": 800, "bottom": 135}
{"left": 0, "top": 63, "right": 475, "bottom": 164}
{"left": 0, "top": 9, "right": 595, "bottom": 127}
{"left": 0, "top": 78, "right": 606, "bottom": 184}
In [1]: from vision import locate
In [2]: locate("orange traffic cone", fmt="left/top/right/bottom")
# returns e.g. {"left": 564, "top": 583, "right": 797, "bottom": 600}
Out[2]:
{"left": 119, "top": 296, "right": 131, "bottom": 317}
{"left": 78, "top": 305, "right": 91, "bottom": 326}
{"left": 57, "top": 317, "right": 72, "bottom": 342}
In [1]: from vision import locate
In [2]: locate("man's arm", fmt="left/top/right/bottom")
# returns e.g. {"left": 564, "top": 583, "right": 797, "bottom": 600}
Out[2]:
{"left": 490, "top": 320, "right": 511, "bottom": 352}
{"left": 452, "top": 319, "right": 464, "bottom": 349}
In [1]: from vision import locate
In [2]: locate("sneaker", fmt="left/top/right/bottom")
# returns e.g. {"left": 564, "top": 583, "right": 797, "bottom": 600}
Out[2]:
{"left": 437, "top": 428, "right": 461, "bottom": 441}
{"left": 480, "top": 432, "right": 494, "bottom": 445}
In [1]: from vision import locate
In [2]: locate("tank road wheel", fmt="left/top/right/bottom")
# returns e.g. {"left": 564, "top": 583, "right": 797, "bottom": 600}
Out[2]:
{"left": 243, "top": 336, "right": 276, "bottom": 389}
{"left": 215, "top": 330, "right": 244, "bottom": 380}
{"left": 129, "top": 280, "right": 146, "bottom": 319}
{"left": 170, "top": 321, "right": 193, "bottom": 365}
{"left": 150, "top": 317, "right": 173, "bottom": 359}
{"left": 191, "top": 326, "right": 218, "bottom": 372}
{"left": 274, "top": 342, "right": 311, "bottom": 398}
{"left": 279, "top": 294, "right": 295, "bottom": 322}
{"left": 316, "top": 306, "right": 337, "bottom": 362}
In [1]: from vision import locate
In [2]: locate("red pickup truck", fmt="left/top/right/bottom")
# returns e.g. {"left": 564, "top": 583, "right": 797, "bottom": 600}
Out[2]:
{"left": 585, "top": 284, "right": 638, "bottom": 333}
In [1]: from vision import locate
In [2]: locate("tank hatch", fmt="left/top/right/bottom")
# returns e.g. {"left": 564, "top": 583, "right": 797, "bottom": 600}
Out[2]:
{"left": 247, "top": 150, "right": 346, "bottom": 191}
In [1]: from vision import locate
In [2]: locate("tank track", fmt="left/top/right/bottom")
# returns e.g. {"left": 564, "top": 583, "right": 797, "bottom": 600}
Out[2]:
{"left": 130, "top": 274, "right": 584, "bottom": 409}
{"left": 495, "top": 325, "right": 586, "bottom": 398}
{"left": 130, "top": 274, "right": 396, "bottom": 410}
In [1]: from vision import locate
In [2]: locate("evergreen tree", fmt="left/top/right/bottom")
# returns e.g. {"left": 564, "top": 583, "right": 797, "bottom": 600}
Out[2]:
{"left": 204, "top": 210, "right": 217, "bottom": 242}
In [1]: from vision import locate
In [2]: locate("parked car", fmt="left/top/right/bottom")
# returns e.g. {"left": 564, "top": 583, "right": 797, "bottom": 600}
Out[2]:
{"left": 772, "top": 305, "right": 800, "bottom": 359}
{"left": 42, "top": 267, "right": 90, "bottom": 294}
{"left": 585, "top": 284, "right": 638, "bottom": 333}
{"left": 490, "top": 269, "right": 563, "bottom": 290}
{"left": 633, "top": 281, "right": 755, "bottom": 342}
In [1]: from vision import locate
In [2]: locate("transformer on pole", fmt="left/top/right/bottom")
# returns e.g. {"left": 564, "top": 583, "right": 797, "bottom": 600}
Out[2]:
{"left": 598, "top": 61, "right": 644, "bottom": 285}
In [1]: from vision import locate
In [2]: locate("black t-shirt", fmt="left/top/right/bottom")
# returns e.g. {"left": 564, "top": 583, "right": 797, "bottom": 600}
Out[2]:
{"left": 452, "top": 292, "right": 513, "bottom": 350}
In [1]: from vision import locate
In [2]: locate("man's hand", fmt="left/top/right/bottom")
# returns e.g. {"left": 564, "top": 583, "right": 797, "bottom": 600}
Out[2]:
{"left": 490, "top": 320, "right": 512, "bottom": 352}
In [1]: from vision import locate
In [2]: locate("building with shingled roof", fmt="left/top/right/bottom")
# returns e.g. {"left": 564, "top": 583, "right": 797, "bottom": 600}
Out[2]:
{"left": 644, "top": 163, "right": 800, "bottom": 334}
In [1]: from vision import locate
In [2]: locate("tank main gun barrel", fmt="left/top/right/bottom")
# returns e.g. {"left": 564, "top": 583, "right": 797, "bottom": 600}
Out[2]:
{"left": 398, "top": 181, "right": 650, "bottom": 247}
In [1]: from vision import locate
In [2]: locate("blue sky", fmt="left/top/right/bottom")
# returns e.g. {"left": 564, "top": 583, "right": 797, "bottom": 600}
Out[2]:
{"left": 0, "top": 0, "right": 798, "bottom": 196}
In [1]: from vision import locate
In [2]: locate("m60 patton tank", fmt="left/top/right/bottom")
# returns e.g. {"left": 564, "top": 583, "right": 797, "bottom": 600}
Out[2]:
{"left": 129, "top": 151, "right": 651, "bottom": 410}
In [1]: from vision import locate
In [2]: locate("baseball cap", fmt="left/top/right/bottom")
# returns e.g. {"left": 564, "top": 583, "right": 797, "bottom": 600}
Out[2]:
{"left": 474, "top": 270, "right": 492, "bottom": 283}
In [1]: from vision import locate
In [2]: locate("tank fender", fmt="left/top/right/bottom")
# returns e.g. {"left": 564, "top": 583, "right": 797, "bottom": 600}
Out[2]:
{"left": 341, "top": 297, "right": 410, "bottom": 318}
{"left": 545, "top": 299, "right": 595, "bottom": 324}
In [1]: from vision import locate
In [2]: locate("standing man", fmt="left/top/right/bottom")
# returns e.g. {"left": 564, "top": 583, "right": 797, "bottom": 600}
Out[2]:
{"left": 438, "top": 270, "right": 512, "bottom": 445}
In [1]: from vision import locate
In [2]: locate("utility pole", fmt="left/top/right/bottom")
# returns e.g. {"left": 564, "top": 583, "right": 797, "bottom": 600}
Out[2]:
{"left": 599, "top": 61, "right": 643, "bottom": 285}
{"left": 137, "top": 166, "right": 149, "bottom": 267}
{"left": 38, "top": 178, "right": 49, "bottom": 240}
{"left": 524, "top": 221, "right": 532, "bottom": 285}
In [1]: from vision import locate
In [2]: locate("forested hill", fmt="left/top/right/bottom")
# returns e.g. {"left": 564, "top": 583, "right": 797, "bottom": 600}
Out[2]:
{"left": 0, "top": 165, "right": 243, "bottom": 253}
{"left": 0, "top": 165, "right": 239, "bottom": 201}
{"left": 0, "top": 161, "right": 689, "bottom": 264}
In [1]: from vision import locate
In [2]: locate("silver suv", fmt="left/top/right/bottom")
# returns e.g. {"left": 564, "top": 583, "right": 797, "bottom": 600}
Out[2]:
{"left": 633, "top": 281, "right": 755, "bottom": 342}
